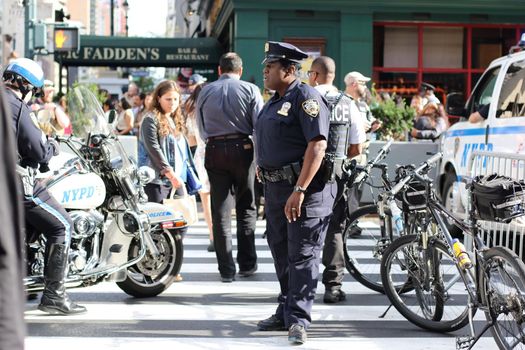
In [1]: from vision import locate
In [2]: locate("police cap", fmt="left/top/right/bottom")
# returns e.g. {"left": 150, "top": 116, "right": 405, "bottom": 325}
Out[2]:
{"left": 262, "top": 41, "right": 308, "bottom": 64}
{"left": 420, "top": 82, "right": 436, "bottom": 91}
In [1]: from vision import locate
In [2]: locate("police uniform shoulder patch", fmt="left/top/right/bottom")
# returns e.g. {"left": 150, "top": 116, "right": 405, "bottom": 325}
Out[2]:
{"left": 302, "top": 99, "right": 320, "bottom": 118}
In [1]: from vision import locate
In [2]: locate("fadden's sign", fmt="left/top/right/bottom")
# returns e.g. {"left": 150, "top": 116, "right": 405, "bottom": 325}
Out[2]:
{"left": 62, "top": 47, "right": 161, "bottom": 61}
{"left": 56, "top": 36, "right": 222, "bottom": 67}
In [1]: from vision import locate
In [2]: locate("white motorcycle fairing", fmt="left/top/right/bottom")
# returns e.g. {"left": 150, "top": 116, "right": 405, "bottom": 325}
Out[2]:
{"left": 47, "top": 172, "right": 106, "bottom": 210}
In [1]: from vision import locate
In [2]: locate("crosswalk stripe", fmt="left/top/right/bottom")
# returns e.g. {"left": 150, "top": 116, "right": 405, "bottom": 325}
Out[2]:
{"left": 25, "top": 218, "right": 498, "bottom": 350}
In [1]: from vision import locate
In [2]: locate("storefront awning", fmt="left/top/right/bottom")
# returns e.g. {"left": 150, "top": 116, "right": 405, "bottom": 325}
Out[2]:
{"left": 55, "top": 35, "right": 223, "bottom": 67}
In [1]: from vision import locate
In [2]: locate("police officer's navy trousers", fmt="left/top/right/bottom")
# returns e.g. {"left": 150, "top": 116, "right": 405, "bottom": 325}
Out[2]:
{"left": 264, "top": 181, "right": 332, "bottom": 329}
{"left": 205, "top": 137, "right": 257, "bottom": 278}
{"left": 24, "top": 181, "right": 73, "bottom": 246}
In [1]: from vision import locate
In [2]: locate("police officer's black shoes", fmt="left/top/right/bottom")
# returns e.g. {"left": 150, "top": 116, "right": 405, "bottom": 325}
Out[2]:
{"left": 288, "top": 324, "right": 307, "bottom": 345}
{"left": 323, "top": 289, "right": 346, "bottom": 304}
{"left": 38, "top": 243, "right": 87, "bottom": 315}
{"left": 238, "top": 264, "right": 258, "bottom": 277}
{"left": 257, "top": 314, "right": 286, "bottom": 331}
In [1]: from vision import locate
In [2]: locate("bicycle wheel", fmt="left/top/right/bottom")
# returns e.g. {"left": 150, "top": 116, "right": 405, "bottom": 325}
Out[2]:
{"left": 381, "top": 234, "right": 472, "bottom": 332}
{"left": 343, "top": 205, "right": 389, "bottom": 293}
{"left": 480, "top": 246, "right": 525, "bottom": 349}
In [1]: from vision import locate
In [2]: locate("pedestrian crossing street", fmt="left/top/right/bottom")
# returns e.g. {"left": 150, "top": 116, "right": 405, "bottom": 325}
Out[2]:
{"left": 25, "top": 219, "right": 497, "bottom": 349}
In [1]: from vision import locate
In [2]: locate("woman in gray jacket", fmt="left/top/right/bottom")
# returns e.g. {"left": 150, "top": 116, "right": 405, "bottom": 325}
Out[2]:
{"left": 140, "top": 80, "right": 193, "bottom": 203}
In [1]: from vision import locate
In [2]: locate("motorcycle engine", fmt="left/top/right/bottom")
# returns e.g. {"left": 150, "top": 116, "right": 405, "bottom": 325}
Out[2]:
{"left": 70, "top": 210, "right": 104, "bottom": 239}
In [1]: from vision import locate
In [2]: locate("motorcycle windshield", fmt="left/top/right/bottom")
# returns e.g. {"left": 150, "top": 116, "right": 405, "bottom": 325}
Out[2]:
{"left": 68, "top": 85, "right": 110, "bottom": 137}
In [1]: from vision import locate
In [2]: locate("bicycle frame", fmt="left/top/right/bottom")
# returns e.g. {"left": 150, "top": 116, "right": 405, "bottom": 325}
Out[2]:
{"left": 414, "top": 171, "right": 503, "bottom": 347}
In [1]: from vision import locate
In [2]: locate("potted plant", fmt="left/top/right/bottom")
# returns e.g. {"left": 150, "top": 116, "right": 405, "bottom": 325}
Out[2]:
{"left": 370, "top": 92, "right": 415, "bottom": 141}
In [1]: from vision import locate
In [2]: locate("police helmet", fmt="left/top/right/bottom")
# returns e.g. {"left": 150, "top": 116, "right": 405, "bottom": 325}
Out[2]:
{"left": 3, "top": 58, "right": 45, "bottom": 98}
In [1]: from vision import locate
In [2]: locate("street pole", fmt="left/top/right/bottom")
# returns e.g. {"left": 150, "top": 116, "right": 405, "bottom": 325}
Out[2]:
{"left": 110, "top": 0, "right": 114, "bottom": 36}
{"left": 24, "top": 0, "right": 36, "bottom": 58}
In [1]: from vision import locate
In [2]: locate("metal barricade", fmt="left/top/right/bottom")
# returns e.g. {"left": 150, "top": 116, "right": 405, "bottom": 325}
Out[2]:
{"left": 467, "top": 150, "right": 525, "bottom": 259}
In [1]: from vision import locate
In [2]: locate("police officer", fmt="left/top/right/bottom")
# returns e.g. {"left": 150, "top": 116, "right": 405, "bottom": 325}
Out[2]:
{"left": 255, "top": 42, "right": 336, "bottom": 345}
{"left": 309, "top": 58, "right": 366, "bottom": 303}
{"left": 0, "top": 81, "right": 25, "bottom": 349}
{"left": 3, "top": 58, "right": 86, "bottom": 315}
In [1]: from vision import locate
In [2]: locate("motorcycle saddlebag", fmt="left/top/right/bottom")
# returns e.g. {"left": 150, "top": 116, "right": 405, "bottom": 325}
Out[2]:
{"left": 471, "top": 174, "right": 525, "bottom": 222}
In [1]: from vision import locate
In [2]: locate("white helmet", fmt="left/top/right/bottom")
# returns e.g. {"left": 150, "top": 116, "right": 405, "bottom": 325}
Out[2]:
{"left": 3, "top": 58, "right": 45, "bottom": 99}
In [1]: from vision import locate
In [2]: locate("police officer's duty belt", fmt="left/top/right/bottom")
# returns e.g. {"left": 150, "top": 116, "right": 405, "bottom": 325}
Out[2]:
{"left": 260, "top": 162, "right": 301, "bottom": 184}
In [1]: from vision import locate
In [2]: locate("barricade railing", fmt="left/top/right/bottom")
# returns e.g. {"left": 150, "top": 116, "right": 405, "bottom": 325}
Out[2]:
{"left": 467, "top": 150, "right": 525, "bottom": 259}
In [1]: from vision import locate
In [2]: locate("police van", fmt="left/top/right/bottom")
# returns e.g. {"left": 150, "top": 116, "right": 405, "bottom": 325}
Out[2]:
{"left": 439, "top": 34, "right": 525, "bottom": 219}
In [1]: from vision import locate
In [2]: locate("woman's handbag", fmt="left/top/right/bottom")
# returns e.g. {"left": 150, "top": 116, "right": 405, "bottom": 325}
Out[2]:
{"left": 185, "top": 160, "right": 202, "bottom": 195}
{"left": 163, "top": 187, "right": 198, "bottom": 226}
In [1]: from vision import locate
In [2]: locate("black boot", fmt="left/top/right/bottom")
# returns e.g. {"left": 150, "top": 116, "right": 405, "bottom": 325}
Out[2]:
{"left": 38, "top": 243, "right": 87, "bottom": 315}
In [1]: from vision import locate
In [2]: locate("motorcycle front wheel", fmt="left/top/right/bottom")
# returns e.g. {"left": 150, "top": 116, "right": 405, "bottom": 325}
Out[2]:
{"left": 117, "top": 228, "right": 183, "bottom": 297}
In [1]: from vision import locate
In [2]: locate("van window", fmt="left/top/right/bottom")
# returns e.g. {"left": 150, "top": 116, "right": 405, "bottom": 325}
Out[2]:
{"left": 469, "top": 67, "right": 500, "bottom": 117}
{"left": 497, "top": 59, "right": 525, "bottom": 118}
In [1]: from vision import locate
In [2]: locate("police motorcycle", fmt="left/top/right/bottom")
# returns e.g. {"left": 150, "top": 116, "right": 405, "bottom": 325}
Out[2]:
{"left": 25, "top": 85, "right": 186, "bottom": 298}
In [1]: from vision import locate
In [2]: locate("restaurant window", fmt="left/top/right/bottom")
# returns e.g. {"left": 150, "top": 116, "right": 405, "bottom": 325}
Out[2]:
{"left": 373, "top": 22, "right": 525, "bottom": 104}
{"left": 422, "top": 27, "right": 463, "bottom": 68}
{"left": 383, "top": 26, "right": 417, "bottom": 68}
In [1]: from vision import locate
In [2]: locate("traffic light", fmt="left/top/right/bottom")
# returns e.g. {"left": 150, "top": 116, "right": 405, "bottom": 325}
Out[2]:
{"left": 54, "top": 27, "right": 79, "bottom": 52}
{"left": 55, "top": 9, "right": 70, "bottom": 22}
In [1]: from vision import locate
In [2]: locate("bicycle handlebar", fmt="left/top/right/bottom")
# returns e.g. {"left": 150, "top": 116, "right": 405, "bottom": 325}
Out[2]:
{"left": 352, "top": 140, "right": 394, "bottom": 184}
{"left": 370, "top": 139, "right": 393, "bottom": 167}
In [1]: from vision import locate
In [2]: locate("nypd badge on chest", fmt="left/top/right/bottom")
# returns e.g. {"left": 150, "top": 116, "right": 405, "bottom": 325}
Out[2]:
{"left": 277, "top": 101, "right": 291, "bottom": 116}
{"left": 302, "top": 99, "right": 320, "bottom": 118}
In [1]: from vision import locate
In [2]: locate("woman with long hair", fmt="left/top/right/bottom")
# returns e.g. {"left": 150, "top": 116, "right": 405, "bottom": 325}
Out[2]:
{"left": 140, "top": 80, "right": 195, "bottom": 282}
{"left": 184, "top": 83, "right": 214, "bottom": 251}
{"left": 140, "top": 80, "right": 188, "bottom": 202}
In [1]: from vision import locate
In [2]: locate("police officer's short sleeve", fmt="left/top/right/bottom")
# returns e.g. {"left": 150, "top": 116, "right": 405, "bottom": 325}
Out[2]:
{"left": 478, "top": 104, "right": 490, "bottom": 119}
{"left": 296, "top": 87, "right": 330, "bottom": 142}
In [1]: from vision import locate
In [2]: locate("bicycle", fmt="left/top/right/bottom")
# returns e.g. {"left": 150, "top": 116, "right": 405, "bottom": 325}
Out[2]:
{"left": 341, "top": 140, "right": 431, "bottom": 293}
{"left": 380, "top": 153, "right": 525, "bottom": 349}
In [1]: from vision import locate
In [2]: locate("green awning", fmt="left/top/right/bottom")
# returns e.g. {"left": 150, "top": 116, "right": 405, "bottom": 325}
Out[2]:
{"left": 56, "top": 35, "right": 223, "bottom": 67}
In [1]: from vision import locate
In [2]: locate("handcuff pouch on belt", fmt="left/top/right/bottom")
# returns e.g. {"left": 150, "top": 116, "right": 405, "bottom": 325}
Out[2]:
{"left": 260, "top": 162, "right": 301, "bottom": 185}
{"left": 16, "top": 164, "right": 36, "bottom": 197}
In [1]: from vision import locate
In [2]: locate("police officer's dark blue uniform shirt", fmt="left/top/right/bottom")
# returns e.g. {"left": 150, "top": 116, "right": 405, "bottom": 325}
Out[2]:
{"left": 6, "top": 89, "right": 55, "bottom": 168}
{"left": 256, "top": 80, "right": 330, "bottom": 169}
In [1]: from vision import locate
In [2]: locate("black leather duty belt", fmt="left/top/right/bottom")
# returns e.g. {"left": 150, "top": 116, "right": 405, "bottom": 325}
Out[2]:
{"left": 259, "top": 162, "right": 301, "bottom": 184}
{"left": 207, "top": 133, "right": 249, "bottom": 142}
